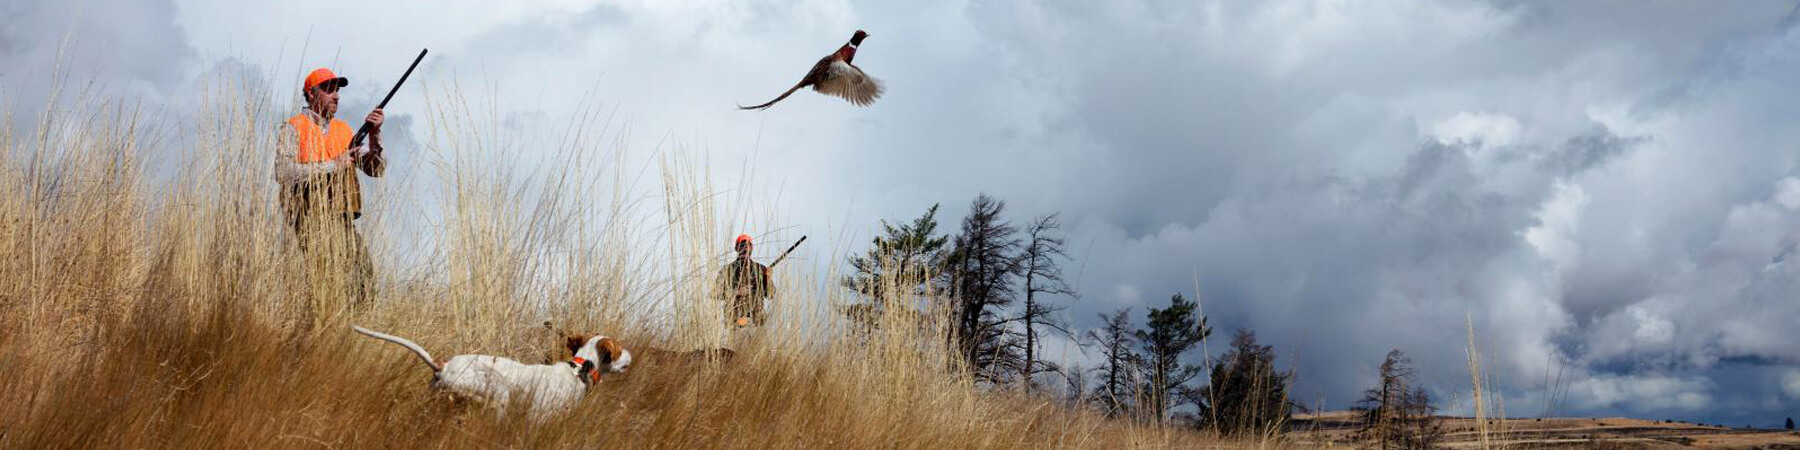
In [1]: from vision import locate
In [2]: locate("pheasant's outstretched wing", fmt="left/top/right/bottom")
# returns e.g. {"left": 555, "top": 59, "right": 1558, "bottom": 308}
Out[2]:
{"left": 812, "top": 61, "right": 883, "bottom": 107}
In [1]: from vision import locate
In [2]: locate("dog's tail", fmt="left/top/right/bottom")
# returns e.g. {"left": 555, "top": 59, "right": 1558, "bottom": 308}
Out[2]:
{"left": 352, "top": 326, "right": 443, "bottom": 372}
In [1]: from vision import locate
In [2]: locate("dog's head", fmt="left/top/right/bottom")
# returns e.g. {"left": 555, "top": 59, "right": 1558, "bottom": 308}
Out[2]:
{"left": 565, "top": 334, "right": 633, "bottom": 383}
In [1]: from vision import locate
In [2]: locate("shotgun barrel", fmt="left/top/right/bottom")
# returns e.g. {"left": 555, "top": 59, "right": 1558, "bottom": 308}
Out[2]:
{"left": 768, "top": 235, "right": 807, "bottom": 269}
{"left": 350, "top": 48, "right": 428, "bottom": 150}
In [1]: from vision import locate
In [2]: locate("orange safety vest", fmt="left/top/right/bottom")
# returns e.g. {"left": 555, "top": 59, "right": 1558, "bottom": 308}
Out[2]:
{"left": 288, "top": 113, "right": 355, "bottom": 162}
{"left": 285, "top": 113, "right": 363, "bottom": 219}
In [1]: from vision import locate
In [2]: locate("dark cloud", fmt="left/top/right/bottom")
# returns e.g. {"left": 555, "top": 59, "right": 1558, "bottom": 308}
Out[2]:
{"left": 6, "top": 0, "right": 1799, "bottom": 427}
{"left": 936, "top": 0, "right": 1800, "bottom": 425}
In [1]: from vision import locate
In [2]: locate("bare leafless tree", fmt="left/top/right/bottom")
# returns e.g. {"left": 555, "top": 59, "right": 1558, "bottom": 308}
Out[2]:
{"left": 1354, "top": 349, "right": 1443, "bottom": 449}
{"left": 1087, "top": 308, "right": 1141, "bottom": 419}
{"left": 1016, "top": 213, "right": 1075, "bottom": 392}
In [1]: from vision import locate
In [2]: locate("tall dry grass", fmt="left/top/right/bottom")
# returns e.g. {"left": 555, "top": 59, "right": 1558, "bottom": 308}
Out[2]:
{"left": 0, "top": 71, "right": 1250, "bottom": 448}
{"left": 1463, "top": 313, "right": 1511, "bottom": 450}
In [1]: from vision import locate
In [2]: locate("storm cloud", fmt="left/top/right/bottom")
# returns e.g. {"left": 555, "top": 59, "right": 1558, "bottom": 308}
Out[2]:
{"left": 6, "top": 0, "right": 1799, "bottom": 426}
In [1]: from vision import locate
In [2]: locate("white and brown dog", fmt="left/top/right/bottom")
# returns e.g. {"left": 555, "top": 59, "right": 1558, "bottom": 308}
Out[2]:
{"left": 352, "top": 325, "right": 631, "bottom": 418}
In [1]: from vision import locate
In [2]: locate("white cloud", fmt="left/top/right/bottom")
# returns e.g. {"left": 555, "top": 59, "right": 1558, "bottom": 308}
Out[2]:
{"left": 8, "top": 0, "right": 1799, "bottom": 426}
{"left": 1775, "top": 177, "right": 1800, "bottom": 211}
{"left": 1524, "top": 182, "right": 1589, "bottom": 271}
{"left": 1626, "top": 305, "right": 1676, "bottom": 345}
{"left": 1432, "top": 112, "right": 1522, "bottom": 150}
{"left": 1572, "top": 374, "right": 1714, "bottom": 412}
{"left": 0, "top": 0, "right": 195, "bottom": 116}
{"left": 1110, "top": 284, "right": 1142, "bottom": 305}
{"left": 1783, "top": 370, "right": 1800, "bottom": 401}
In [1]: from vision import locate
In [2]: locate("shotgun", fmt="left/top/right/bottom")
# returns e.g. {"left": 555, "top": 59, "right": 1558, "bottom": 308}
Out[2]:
{"left": 768, "top": 235, "right": 807, "bottom": 269}
{"left": 350, "top": 48, "right": 428, "bottom": 152}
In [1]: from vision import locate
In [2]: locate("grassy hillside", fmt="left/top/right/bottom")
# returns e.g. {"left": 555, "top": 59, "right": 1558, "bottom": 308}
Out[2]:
{"left": 0, "top": 81, "right": 1241, "bottom": 449}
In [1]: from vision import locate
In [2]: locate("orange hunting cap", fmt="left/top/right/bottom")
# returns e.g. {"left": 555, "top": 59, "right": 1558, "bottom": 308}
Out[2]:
{"left": 303, "top": 68, "right": 349, "bottom": 91}
{"left": 735, "top": 234, "right": 753, "bottom": 246}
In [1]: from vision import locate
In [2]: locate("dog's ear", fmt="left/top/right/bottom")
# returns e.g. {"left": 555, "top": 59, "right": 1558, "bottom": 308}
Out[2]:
{"left": 565, "top": 334, "right": 591, "bottom": 357}
{"left": 597, "top": 338, "right": 619, "bottom": 365}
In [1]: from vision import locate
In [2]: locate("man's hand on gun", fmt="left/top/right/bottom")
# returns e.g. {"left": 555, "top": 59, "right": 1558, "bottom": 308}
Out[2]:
{"left": 363, "top": 108, "right": 385, "bottom": 155}
{"left": 365, "top": 108, "right": 385, "bottom": 133}
{"left": 345, "top": 108, "right": 386, "bottom": 161}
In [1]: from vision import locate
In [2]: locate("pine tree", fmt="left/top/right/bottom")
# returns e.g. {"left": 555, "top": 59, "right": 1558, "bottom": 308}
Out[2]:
{"left": 945, "top": 194, "right": 1021, "bottom": 384}
{"left": 1135, "top": 293, "right": 1209, "bottom": 424}
{"left": 1201, "top": 330, "right": 1294, "bottom": 436}
{"left": 842, "top": 204, "right": 950, "bottom": 328}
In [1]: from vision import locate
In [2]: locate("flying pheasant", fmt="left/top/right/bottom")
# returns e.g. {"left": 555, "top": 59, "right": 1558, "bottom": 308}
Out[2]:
{"left": 740, "top": 30, "right": 884, "bottom": 110}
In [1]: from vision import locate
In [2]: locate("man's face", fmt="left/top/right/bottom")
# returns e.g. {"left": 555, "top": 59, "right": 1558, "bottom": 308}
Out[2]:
{"left": 306, "top": 83, "right": 340, "bottom": 119}
{"left": 738, "top": 242, "right": 753, "bottom": 258}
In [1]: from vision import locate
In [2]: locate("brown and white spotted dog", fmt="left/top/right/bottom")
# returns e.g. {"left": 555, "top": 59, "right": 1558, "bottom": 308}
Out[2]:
{"left": 353, "top": 325, "right": 632, "bottom": 418}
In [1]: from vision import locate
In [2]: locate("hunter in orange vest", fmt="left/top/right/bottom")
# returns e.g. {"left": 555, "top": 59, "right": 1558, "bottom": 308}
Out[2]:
{"left": 276, "top": 67, "right": 388, "bottom": 316}
{"left": 276, "top": 68, "right": 387, "bottom": 221}
{"left": 717, "top": 234, "right": 774, "bottom": 328}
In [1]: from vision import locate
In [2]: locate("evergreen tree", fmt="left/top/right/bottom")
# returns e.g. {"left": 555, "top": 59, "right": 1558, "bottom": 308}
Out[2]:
{"left": 842, "top": 204, "right": 950, "bottom": 328}
{"left": 1135, "top": 293, "right": 1209, "bottom": 424}
{"left": 945, "top": 194, "right": 1022, "bottom": 384}
{"left": 1200, "top": 329, "right": 1294, "bottom": 436}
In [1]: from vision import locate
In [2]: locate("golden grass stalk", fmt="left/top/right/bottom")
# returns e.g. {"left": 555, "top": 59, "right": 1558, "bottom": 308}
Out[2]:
{"left": 0, "top": 68, "right": 1255, "bottom": 448}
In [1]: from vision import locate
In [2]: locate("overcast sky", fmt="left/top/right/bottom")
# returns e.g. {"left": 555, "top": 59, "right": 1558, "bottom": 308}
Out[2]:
{"left": 6, "top": 0, "right": 1800, "bottom": 426}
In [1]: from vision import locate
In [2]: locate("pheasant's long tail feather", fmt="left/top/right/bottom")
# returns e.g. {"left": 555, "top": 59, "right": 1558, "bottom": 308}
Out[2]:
{"left": 739, "top": 81, "right": 809, "bottom": 111}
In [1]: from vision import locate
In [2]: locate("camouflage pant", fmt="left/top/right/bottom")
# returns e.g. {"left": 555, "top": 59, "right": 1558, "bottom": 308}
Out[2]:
{"left": 293, "top": 212, "right": 375, "bottom": 327}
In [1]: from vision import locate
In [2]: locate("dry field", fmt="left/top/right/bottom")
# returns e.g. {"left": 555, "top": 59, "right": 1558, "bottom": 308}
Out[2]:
{"left": 1290, "top": 411, "right": 1800, "bottom": 449}
{"left": 16, "top": 64, "right": 1788, "bottom": 450}
{"left": 0, "top": 78, "right": 1278, "bottom": 449}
